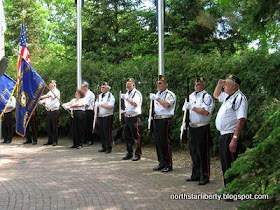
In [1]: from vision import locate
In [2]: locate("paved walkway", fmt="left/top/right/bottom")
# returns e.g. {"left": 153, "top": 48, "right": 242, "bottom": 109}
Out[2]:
{"left": 0, "top": 138, "right": 240, "bottom": 209}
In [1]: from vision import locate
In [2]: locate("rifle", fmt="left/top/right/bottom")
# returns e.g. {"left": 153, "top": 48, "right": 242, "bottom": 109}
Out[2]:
{"left": 148, "top": 75, "right": 155, "bottom": 132}
{"left": 119, "top": 80, "right": 125, "bottom": 124}
{"left": 180, "top": 77, "right": 190, "bottom": 144}
{"left": 92, "top": 99, "right": 98, "bottom": 132}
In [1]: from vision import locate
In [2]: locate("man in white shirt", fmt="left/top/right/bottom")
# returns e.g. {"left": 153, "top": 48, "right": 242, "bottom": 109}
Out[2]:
{"left": 96, "top": 82, "right": 115, "bottom": 154}
{"left": 214, "top": 74, "right": 248, "bottom": 187}
{"left": 40, "top": 80, "right": 60, "bottom": 146}
{"left": 81, "top": 81, "right": 95, "bottom": 145}
{"left": 1, "top": 96, "right": 16, "bottom": 143}
{"left": 121, "top": 78, "right": 143, "bottom": 161}
{"left": 150, "top": 75, "right": 176, "bottom": 172}
{"left": 183, "top": 76, "right": 215, "bottom": 185}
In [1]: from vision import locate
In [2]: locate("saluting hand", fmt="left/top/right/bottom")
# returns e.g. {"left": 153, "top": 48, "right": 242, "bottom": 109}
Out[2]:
{"left": 218, "top": 79, "right": 226, "bottom": 87}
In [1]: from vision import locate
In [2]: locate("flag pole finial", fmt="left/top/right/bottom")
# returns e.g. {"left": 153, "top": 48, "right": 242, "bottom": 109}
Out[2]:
{"left": 21, "top": 10, "right": 26, "bottom": 20}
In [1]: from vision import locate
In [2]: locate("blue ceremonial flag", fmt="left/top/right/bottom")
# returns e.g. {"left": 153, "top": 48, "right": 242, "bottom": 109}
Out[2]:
{"left": 0, "top": 73, "right": 16, "bottom": 118}
{"left": 16, "top": 59, "right": 46, "bottom": 137}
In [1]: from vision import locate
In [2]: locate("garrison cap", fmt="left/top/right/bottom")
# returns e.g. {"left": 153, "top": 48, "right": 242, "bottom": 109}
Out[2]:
{"left": 195, "top": 76, "right": 206, "bottom": 83}
{"left": 226, "top": 74, "right": 241, "bottom": 85}
{"left": 49, "top": 80, "right": 56, "bottom": 84}
{"left": 158, "top": 75, "right": 167, "bottom": 83}
{"left": 127, "top": 78, "right": 135, "bottom": 84}
{"left": 101, "top": 82, "right": 111, "bottom": 89}
{"left": 82, "top": 80, "right": 90, "bottom": 87}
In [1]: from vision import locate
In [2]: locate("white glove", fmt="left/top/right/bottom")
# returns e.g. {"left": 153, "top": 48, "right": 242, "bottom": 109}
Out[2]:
{"left": 120, "top": 94, "right": 126, "bottom": 100}
{"left": 150, "top": 93, "right": 159, "bottom": 100}
{"left": 95, "top": 102, "right": 100, "bottom": 107}
{"left": 62, "top": 103, "right": 69, "bottom": 110}
{"left": 183, "top": 102, "right": 194, "bottom": 110}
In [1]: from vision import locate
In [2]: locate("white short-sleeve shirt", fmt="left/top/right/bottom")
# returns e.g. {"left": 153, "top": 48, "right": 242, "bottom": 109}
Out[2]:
{"left": 84, "top": 90, "right": 95, "bottom": 111}
{"left": 188, "top": 90, "right": 215, "bottom": 124}
{"left": 215, "top": 90, "right": 248, "bottom": 134}
{"left": 44, "top": 88, "right": 60, "bottom": 111}
{"left": 5, "top": 96, "right": 16, "bottom": 113}
{"left": 154, "top": 89, "right": 176, "bottom": 116}
{"left": 98, "top": 92, "right": 115, "bottom": 115}
{"left": 124, "top": 88, "right": 142, "bottom": 115}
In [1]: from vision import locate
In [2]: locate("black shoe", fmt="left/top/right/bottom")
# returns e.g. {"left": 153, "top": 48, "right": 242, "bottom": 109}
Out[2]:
{"left": 6, "top": 140, "right": 11, "bottom": 144}
{"left": 105, "top": 150, "right": 111, "bottom": 154}
{"left": 1, "top": 140, "right": 7, "bottom": 143}
{"left": 23, "top": 141, "right": 32, "bottom": 144}
{"left": 43, "top": 142, "right": 52, "bottom": 145}
{"left": 69, "top": 146, "right": 76, "bottom": 148}
{"left": 122, "top": 153, "right": 133, "bottom": 160}
{"left": 161, "top": 167, "right": 172, "bottom": 172}
{"left": 185, "top": 177, "right": 199, "bottom": 182}
{"left": 98, "top": 148, "right": 106, "bottom": 152}
{"left": 153, "top": 165, "right": 164, "bottom": 171}
{"left": 32, "top": 142, "right": 37, "bottom": 145}
{"left": 198, "top": 180, "right": 209, "bottom": 185}
{"left": 131, "top": 156, "right": 140, "bottom": 161}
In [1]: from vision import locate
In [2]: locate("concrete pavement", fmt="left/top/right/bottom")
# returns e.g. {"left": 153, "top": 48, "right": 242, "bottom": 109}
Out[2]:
{"left": 0, "top": 138, "right": 239, "bottom": 209}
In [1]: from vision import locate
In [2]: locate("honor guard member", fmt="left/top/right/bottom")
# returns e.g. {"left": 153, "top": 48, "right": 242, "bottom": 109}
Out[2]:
{"left": 1, "top": 96, "right": 16, "bottom": 144}
{"left": 121, "top": 78, "right": 143, "bottom": 161}
{"left": 214, "top": 74, "right": 248, "bottom": 187}
{"left": 183, "top": 76, "right": 215, "bottom": 185}
{"left": 150, "top": 75, "right": 176, "bottom": 172}
{"left": 81, "top": 81, "right": 95, "bottom": 145}
{"left": 96, "top": 82, "right": 115, "bottom": 154}
{"left": 63, "top": 89, "right": 86, "bottom": 149}
{"left": 40, "top": 80, "right": 60, "bottom": 146}
{"left": 24, "top": 110, "right": 38, "bottom": 145}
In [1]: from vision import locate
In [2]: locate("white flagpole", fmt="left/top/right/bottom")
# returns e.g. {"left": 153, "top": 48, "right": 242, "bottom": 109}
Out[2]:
{"left": 0, "top": 0, "right": 6, "bottom": 139}
{"left": 77, "top": 0, "right": 82, "bottom": 89}
{"left": 0, "top": 0, "right": 6, "bottom": 61}
{"left": 158, "top": 0, "right": 164, "bottom": 76}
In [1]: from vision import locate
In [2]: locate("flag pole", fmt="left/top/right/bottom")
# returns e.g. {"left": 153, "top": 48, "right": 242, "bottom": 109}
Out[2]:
{"left": 77, "top": 0, "right": 82, "bottom": 89}
{"left": 158, "top": 0, "right": 164, "bottom": 76}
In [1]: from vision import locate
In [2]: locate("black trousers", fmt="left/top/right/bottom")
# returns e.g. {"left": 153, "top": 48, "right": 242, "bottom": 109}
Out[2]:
{"left": 219, "top": 133, "right": 238, "bottom": 186}
{"left": 72, "top": 110, "right": 86, "bottom": 147}
{"left": 26, "top": 111, "right": 37, "bottom": 143}
{"left": 98, "top": 115, "right": 113, "bottom": 151}
{"left": 2, "top": 111, "right": 13, "bottom": 142}
{"left": 124, "top": 116, "right": 141, "bottom": 156}
{"left": 84, "top": 110, "right": 94, "bottom": 143}
{"left": 153, "top": 118, "right": 172, "bottom": 168}
{"left": 189, "top": 124, "right": 210, "bottom": 181}
{"left": 47, "top": 110, "right": 59, "bottom": 144}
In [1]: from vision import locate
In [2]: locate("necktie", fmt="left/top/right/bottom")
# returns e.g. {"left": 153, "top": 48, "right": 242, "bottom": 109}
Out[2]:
{"left": 102, "top": 93, "right": 105, "bottom": 98}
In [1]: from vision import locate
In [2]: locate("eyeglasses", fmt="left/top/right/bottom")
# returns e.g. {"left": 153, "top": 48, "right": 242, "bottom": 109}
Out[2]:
{"left": 157, "top": 82, "right": 163, "bottom": 85}
{"left": 101, "top": 86, "right": 106, "bottom": 88}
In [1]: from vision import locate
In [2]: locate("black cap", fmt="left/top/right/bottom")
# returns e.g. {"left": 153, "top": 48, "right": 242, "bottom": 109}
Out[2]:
{"left": 158, "top": 75, "right": 167, "bottom": 83}
{"left": 195, "top": 76, "right": 206, "bottom": 83}
{"left": 100, "top": 82, "right": 111, "bottom": 89}
{"left": 226, "top": 74, "right": 241, "bottom": 85}
{"left": 127, "top": 78, "right": 135, "bottom": 84}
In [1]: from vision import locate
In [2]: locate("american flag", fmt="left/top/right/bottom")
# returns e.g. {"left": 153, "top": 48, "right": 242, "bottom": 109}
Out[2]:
{"left": 17, "top": 22, "right": 30, "bottom": 76}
